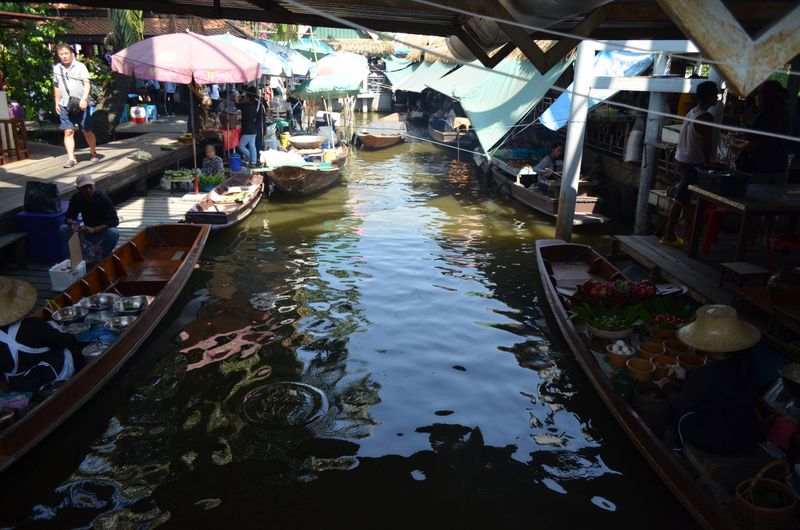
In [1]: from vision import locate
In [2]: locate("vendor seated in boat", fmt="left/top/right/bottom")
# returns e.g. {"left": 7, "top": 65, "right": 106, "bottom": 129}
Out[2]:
{"left": 664, "top": 305, "right": 762, "bottom": 455}
{"left": 533, "top": 142, "right": 564, "bottom": 178}
{"left": 0, "top": 277, "right": 80, "bottom": 394}
{"left": 59, "top": 174, "right": 120, "bottom": 264}
{"left": 201, "top": 144, "right": 224, "bottom": 176}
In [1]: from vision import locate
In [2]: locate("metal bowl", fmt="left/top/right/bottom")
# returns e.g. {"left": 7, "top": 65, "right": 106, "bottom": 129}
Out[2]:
{"left": 78, "top": 293, "right": 121, "bottom": 311}
{"left": 82, "top": 341, "right": 110, "bottom": 359}
{"left": 37, "top": 380, "right": 64, "bottom": 399}
{"left": 62, "top": 322, "right": 91, "bottom": 335}
{"left": 51, "top": 306, "right": 89, "bottom": 324}
{"left": 105, "top": 315, "right": 136, "bottom": 333}
{"left": 288, "top": 135, "right": 327, "bottom": 150}
{"left": 85, "top": 311, "right": 116, "bottom": 325}
{"left": 113, "top": 295, "right": 151, "bottom": 315}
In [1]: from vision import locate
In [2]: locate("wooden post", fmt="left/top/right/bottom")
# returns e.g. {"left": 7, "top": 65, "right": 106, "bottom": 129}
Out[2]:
{"left": 633, "top": 53, "right": 669, "bottom": 235}
{"left": 555, "top": 40, "right": 595, "bottom": 241}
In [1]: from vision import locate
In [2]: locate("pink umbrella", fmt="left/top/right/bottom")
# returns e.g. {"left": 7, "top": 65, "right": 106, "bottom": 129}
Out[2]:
{"left": 112, "top": 31, "right": 261, "bottom": 190}
{"left": 111, "top": 30, "right": 261, "bottom": 84}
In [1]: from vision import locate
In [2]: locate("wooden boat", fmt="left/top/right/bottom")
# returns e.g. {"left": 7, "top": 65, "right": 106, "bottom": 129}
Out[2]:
{"left": 0, "top": 224, "right": 210, "bottom": 473}
{"left": 185, "top": 173, "right": 264, "bottom": 230}
{"left": 535, "top": 239, "right": 741, "bottom": 530}
{"left": 263, "top": 144, "right": 349, "bottom": 197}
{"left": 489, "top": 164, "right": 608, "bottom": 225}
{"left": 428, "top": 116, "right": 477, "bottom": 147}
{"left": 356, "top": 113, "right": 404, "bottom": 150}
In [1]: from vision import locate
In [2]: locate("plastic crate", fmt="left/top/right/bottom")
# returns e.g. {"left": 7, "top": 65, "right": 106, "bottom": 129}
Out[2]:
{"left": 696, "top": 167, "right": 751, "bottom": 196}
{"left": 49, "top": 259, "right": 86, "bottom": 291}
{"left": 16, "top": 201, "right": 68, "bottom": 260}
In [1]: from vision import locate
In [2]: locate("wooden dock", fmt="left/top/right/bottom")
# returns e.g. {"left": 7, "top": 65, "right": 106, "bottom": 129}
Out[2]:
{"left": 0, "top": 132, "right": 193, "bottom": 232}
{"left": 613, "top": 234, "right": 733, "bottom": 305}
{"left": 2, "top": 189, "right": 203, "bottom": 310}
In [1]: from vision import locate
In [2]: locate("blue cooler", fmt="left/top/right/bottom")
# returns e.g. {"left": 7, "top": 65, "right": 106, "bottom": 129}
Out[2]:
{"left": 229, "top": 153, "right": 242, "bottom": 171}
{"left": 16, "top": 201, "right": 68, "bottom": 260}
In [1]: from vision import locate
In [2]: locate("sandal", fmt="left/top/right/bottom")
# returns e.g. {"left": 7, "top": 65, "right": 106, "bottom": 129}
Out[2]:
{"left": 90, "top": 156, "right": 100, "bottom": 163}
{"left": 63, "top": 159, "right": 77, "bottom": 168}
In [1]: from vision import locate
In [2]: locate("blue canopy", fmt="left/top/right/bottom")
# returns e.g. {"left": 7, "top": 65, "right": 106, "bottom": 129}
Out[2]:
{"left": 289, "top": 37, "right": 334, "bottom": 58}
{"left": 393, "top": 61, "right": 454, "bottom": 93}
{"left": 540, "top": 51, "right": 654, "bottom": 131}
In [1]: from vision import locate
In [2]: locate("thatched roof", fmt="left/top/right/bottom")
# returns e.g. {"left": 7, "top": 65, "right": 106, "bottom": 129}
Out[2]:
{"left": 329, "top": 39, "right": 395, "bottom": 56}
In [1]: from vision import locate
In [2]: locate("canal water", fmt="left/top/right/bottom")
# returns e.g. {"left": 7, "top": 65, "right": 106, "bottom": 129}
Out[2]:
{"left": 2, "top": 131, "right": 696, "bottom": 528}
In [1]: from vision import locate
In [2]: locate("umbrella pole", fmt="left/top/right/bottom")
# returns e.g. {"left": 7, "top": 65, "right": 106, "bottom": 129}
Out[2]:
{"left": 190, "top": 87, "right": 199, "bottom": 193}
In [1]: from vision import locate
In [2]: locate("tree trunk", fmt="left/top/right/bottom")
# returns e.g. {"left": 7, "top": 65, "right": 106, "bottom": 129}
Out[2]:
{"left": 92, "top": 72, "right": 133, "bottom": 144}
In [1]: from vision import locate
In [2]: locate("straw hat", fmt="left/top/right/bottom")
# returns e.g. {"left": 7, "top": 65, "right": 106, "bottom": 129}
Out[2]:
{"left": 677, "top": 305, "right": 760, "bottom": 353}
{"left": 0, "top": 277, "right": 37, "bottom": 327}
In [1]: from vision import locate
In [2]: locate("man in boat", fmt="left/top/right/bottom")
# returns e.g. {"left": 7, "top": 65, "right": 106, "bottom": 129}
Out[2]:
{"left": 660, "top": 81, "right": 719, "bottom": 247}
{"left": 0, "top": 277, "right": 79, "bottom": 393}
{"left": 533, "top": 142, "right": 564, "bottom": 177}
{"left": 59, "top": 174, "right": 120, "bottom": 264}
{"left": 665, "top": 305, "right": 762, "bottom": 454}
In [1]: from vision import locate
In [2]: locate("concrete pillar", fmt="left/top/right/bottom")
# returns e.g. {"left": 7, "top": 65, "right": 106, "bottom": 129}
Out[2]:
{"left": 555, "top": 40, "right": 595, "bottom": 241}
{"left": 633, "top": 53, "right": 669, "bottom": 235}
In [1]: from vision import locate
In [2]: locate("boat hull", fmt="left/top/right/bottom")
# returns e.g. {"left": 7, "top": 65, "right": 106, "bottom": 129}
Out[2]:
{"left": 357, "top": 133, "right": 402, "bottom": 149}
{"left": 185, "top": 173, "right": 264, "bottom": 230}
{"left": 0, "top": 224, "right": 210, "bottom": 473}
{"left": 428, "top": 120, "right": 476, "bottom": 147}
{"left": 267, "top": 145, "right": 349, "bottom": 197}
{"left": 535, "top": 240, "right": 739, "bottom": 530}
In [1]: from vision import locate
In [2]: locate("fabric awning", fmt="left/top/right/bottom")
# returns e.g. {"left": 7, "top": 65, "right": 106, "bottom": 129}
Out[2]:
{"left": 427, "top": 57, "right": 571, "bottom": 152}
{"left": 383, "top": 56, "right": 418, "bottom": 87}
{"left": 540, "top": 51, "right": 654, "bottom": 131}
{"left": 393, "top": 61, "right": 454, "bottom": 93}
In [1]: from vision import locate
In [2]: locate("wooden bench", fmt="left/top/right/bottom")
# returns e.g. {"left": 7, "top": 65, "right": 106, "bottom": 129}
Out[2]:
{"left": 719, "top": 261, "right": 771, "bottom": 287}
{"left": 0, "top": 232, "right": 27, "bottom": 269}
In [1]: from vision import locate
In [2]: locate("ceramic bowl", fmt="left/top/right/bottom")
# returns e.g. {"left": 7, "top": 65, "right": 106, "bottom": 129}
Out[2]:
{"left": 605, "top": 344, "right": 634, "bottom": 370}
{"left": 652, "top": 354, "right": 678, "bottom": 379}
{"left": 626, "top": 358, "right": 655, "bottom": 382}
{"left": 637, "top": 342, "right": 666, "bottom": 360}
{"left": 105, "top": 315, "right": 136, "bottom": 333}
{"left": 663, "top": 340, "right": 693, "bottom": 357}
{"left": 78, "top": 293, "right": 121, "bottom": 311}
{"left": 51, "top": 306, "right": 88, "bottom": 324}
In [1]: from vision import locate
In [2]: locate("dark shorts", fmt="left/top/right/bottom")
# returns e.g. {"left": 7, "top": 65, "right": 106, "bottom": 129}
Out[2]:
{"left": 59, "top": 105, "right": 93, "bottom": 132}
{"left": 668, "top": 162, "right": 699, "bottom": 206}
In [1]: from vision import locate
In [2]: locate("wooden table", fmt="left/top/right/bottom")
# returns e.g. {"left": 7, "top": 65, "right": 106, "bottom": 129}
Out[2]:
{"left": 687, "top": 184, "right": 800, "bottom": 260}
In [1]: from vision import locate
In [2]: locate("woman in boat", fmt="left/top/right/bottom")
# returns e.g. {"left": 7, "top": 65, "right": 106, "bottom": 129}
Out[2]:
{"left": 665, "top": 305, "right": 762, "bottom": 455}
{"left": 533, "top": 142, "right": 564, "bottom": 177}
{"left": 201, "top": 144, "right": 224, "bottom": 177}
{"left": 0, "top": 277, "right": 80, "bottom": 393}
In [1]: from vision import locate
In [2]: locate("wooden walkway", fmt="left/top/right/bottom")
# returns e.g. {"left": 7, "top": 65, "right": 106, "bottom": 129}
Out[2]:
{"left": 2, "top": 189, "right": 202, "bottom": 310}
{"left": 0, "top": 132, "right": 193, "bottom": 232}
{"left": 613, "top": 234, "right": 733, "bottom": 305}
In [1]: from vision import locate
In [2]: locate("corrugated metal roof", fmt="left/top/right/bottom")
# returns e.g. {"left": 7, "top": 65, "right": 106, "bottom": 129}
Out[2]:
{"left": 311, "top": 26, "right": 368, "bottom": 40}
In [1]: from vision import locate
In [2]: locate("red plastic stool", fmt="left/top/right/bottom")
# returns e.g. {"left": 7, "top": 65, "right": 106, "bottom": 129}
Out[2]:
{"left": 699, "top": 203, "right": 740, "bottom": 255}
{"left": 768, "top": 235, "right": 800, "bottom": 267}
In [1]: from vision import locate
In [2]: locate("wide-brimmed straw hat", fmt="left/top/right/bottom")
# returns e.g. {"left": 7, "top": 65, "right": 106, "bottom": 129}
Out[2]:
{"left": 677, "top": 304, "right": 760, "bottom": 353}
{"left": 0, "top": 277, "right": 37, "bottom": 326}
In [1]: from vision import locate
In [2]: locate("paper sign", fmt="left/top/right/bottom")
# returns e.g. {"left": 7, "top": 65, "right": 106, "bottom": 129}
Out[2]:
{"left": 68, "top": 233, "right": 82, "bottom": 270}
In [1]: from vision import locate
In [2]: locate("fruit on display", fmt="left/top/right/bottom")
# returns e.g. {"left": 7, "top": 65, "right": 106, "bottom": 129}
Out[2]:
{"left": 579, "top": 279, "right": 657, "bottom": 304}
{"left": 652, "top": 313, "right": 684, "bottom": 329}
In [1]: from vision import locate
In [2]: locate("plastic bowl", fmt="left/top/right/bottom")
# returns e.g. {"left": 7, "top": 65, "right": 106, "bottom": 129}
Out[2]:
{"left": 288, "top": 135, "right": 327, "bottom": 150}
{"left": 626, "top": 357, "right": 655, "bottom": 382}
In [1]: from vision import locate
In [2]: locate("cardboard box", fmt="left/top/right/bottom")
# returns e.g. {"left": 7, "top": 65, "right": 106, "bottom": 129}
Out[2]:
{"left": 49, "top": 259, "right": 86, "bottom": 292}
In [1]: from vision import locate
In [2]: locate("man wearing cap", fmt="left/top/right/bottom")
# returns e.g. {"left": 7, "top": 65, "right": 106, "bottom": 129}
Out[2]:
{"left": 59, "top": 174, "right": 120, "bottom": 263}
{"left": 53, "top": 43, "right": 98, "bottom": 169}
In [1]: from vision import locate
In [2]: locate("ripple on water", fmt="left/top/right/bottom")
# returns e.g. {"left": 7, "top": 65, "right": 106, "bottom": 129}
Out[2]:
{"left": 239, "top": 382, "right": 329, "bottom": 429}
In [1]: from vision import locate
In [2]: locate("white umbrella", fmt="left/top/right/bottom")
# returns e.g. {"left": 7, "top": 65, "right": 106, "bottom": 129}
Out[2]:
{"left": 256, "top": 40, "right": 312, "bottom": 76}
{"left": 209, "top": 33, "right": 290, "bottom": 76}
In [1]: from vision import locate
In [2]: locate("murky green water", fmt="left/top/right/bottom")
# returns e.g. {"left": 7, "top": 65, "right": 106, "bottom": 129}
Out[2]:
{"left": 1, "top": 131, "right": 696, "bottom": 529}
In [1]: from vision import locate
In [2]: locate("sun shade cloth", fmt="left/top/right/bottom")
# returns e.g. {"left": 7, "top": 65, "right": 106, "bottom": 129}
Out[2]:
{"left": 393, "top": 61, "right": 454, "bottom": 93}
{"left": 112, "top": 31, "right": 261, "bottom": 83}
{"left": 292, "top": 74, "right": 363, "bottom": 98}
{"left": 208, "top": 33, "right": 290, "bottom": 76}
{"left": 289, "top": 37, "right": 334, "bottom": 57}
{"left": 383, "top": 56, "right": 418, "bottom": 87}
{"left": 256, "top": 40, "right": 312, "bottom": 76}
{"left": 540, "top": 51, "right": 654, "bottom": 131}
{"left": 428, "top": 57, "right": 571, "bottom": 152}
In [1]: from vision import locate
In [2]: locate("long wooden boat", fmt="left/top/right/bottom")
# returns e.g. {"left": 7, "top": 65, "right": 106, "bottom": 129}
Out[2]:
{"left": 535, "top": 239, "right": 740, "bottom": 529}
{"left": 489, "top": 164, "right": 608, "bottom": 225}
{"left": 428, "top": 116, "right": 477, "bottom": 147}
{"left": 185, "top": 173, "right": 264, "bottom": 230}
{"left": 263, "top": 144, "right": 349, "bottom": 197}
{"left": 0, "top": 224, "right": 210, "bottom": 473}
{"left": 356, "top": 113, "right": 404, "bottom": 150}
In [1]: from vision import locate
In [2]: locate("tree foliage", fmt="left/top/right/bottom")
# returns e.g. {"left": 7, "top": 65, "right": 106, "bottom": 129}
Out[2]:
{"left": 0, "top": 3, "right": 67, "bottom": 119}
{"left": 273, "top": 24, "right": 299, "bottom": 44}
{"left": 108, "top": 8, "right": 143, "bottom": 51}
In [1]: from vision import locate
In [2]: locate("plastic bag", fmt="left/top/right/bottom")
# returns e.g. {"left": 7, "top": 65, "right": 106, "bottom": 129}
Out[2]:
{"left": 24, "top": 181, "right": 60, "bottom": 213}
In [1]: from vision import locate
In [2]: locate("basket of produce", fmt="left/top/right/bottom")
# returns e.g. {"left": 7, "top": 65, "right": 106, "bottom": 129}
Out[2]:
{"left": 164, "top": 169, "right": 196, "bottom": 183}
{"left": 199, "top": 174, "right": 224, "bottom": 192}
{"left": 642, "top": 296, "right": 693, "bottom": 337}
{"left": 576, "top": 279, "right": 657, "bottom": 309}
{"left": 571, "top": 303, "right": 642, "bottom": 339}
{"left": 735, "top": 460, "right": 796, "bottom": 529}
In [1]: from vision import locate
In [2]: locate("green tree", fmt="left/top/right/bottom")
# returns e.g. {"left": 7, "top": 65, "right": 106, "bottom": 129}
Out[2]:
{"left": 273, "top": 24, "right": 298, "bottom": 44}
{"left": 0, "top": 3, "right": 66, "bottom": 120}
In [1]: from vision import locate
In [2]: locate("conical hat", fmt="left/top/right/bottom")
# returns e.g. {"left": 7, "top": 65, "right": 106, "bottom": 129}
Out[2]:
{"left": 0, "top": 277, "right": 36, "bottom": 326}
{"left": 677, "top": 305, "right": 760, "bottom": 353}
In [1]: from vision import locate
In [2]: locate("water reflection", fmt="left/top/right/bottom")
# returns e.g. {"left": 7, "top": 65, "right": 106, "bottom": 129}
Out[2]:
{"left": 5, "top": 130, "right": 697, "bottom": 529}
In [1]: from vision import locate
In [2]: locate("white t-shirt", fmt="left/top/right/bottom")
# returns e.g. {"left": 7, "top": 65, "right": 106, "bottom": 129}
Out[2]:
{"left": 676, "top": 105, "right": 711, "bottom": 165}
{"left": 53, "top": 60, "right": 90, "bottom": 107}
{"left": 208, "top": 84, "right": 220, "bottom": 100}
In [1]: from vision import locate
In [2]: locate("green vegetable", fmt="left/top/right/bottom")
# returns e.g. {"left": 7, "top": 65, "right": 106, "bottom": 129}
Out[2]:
{"left": 198, "top": 173, "right": 224, "bottom": 187}
{"left": 571, "top": 303, "right": 644, "bottom": 331}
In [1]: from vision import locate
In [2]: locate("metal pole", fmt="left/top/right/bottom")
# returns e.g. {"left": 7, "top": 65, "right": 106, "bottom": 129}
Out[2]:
{"left": 633, "top": 53, "right": 669, "bottom": 235}
{"left": 555, "top": 40, "right": 595, "bottom": 241}
{"left": 190, "top": 86, "right": 199, "bottom": 193}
